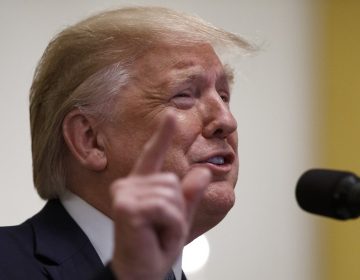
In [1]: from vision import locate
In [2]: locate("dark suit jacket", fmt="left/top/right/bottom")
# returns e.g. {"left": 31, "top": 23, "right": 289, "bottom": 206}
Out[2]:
{"left": 0, "top": 199, "right": 109, "bottom": 279}
{"left": 0, "top": 199, "right": 187, "bottom": 280}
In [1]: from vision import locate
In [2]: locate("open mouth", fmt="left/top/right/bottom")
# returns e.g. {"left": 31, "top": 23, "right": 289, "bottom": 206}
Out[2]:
{"left": 194, "top": 154, "right": 233, "bottom": 177}
{"left": 206, "top": 156, "right": 226, "bottom": 165}
{"left": 199, "top": 153, "right": 234, "bottom": 166}
{"left": 192, "top": 150, "right": 236, "bottom": 178}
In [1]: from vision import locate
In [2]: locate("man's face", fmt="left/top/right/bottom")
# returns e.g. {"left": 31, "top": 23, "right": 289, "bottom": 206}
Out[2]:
{"left": 102, "top": 44, "right": 239, "bottom": 239}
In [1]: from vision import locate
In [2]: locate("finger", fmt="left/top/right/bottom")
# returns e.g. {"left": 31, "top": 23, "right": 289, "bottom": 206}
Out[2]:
{"left": 137, "top": 198, "right": 187, "bottom": 253}
{"left": 112, "top": 192, "right": 187, "bottom": 256}
{"left": 132, "top": 112, "right": 176, "bottom": 175}
{"left": 112, "top": 173, "right": 184, "bottom": 210}
{"left": 181, "top": 167, "right": 212, "bottom": 221}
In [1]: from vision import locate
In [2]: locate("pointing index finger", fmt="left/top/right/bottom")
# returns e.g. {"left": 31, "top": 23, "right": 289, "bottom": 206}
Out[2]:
{"left": 132, "top": 112, "right": 176, "bottom": 175}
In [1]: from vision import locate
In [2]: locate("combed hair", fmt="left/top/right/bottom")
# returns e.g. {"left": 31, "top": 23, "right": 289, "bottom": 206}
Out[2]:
{"left": 30, "top": 6, "right": 255, "bottom": 199}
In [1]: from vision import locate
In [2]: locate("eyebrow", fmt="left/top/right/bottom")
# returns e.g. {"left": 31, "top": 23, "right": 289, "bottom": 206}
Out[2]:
{"left": 224, "top": 64, "right": 234, "bottom": 85}
{"left": 167, "top": 63, "right": 234, "bottom": 91}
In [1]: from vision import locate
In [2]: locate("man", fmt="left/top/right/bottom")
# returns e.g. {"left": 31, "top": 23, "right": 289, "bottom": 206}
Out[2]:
{"left": 0, "top": 6, "right": 253, "bottom": 280}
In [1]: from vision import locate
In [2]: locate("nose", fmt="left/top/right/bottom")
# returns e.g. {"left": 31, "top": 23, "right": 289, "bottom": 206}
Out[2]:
{"left": 202, "top": 93, "right": 237, "bottom": 139}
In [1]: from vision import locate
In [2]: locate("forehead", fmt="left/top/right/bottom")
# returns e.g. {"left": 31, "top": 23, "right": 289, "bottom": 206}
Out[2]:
{"left": 132, "top": 43, "right": 227, "bottom": 84}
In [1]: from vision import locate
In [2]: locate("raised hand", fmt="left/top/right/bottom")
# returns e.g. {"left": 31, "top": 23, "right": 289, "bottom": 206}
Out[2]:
{"left": 110, "top": 112, "right": 211, "bottom": 280}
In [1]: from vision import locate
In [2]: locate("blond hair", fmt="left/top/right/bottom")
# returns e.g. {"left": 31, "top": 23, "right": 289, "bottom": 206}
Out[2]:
{"left": 30, "top": 6, "right": 254, "bottom": 199}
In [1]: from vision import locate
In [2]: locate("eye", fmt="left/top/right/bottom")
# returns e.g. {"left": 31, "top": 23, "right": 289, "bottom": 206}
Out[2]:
{"left": 171, "top": 90, "right": 195, "bottom": 109}
{"left": 219, "top": 90, "right": 230, "bottom": 103}
{"left": 175, "top": 92, "right": 191, "bottom": 98}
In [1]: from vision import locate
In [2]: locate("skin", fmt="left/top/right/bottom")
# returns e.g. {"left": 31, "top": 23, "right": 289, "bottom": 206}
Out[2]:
{"left": 62, "top": 43, "right": 239, "bottom": 279}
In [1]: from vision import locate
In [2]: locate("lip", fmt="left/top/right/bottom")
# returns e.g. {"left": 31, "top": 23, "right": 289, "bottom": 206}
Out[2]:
{"left": 192, "top": 162, "right": 233, "bottom": 177}
{"left": 192, "top": 150, "right": 236, "bottom": 176}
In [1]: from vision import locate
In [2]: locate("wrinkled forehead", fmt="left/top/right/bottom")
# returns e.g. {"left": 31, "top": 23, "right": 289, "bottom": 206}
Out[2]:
{"left": 131, "top": 43, "right": 233, "bottom": 85}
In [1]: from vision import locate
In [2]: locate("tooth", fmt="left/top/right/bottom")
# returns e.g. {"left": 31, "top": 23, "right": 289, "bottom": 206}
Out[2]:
{"left": 207, "top": 156, "right": 225, "bottom": 165}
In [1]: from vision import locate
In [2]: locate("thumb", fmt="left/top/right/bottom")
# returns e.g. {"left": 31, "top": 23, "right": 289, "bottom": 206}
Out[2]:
{"left": 181, "top": 167, "right": 212, "bottom": 222}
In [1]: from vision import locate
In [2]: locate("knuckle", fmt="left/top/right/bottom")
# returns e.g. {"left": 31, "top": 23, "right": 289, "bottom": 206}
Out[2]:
{"left": 113, "top": 196, "right": 135, "bottom": 214}
{"left": 162, "top": 172, "right": 180, "bottom": 185}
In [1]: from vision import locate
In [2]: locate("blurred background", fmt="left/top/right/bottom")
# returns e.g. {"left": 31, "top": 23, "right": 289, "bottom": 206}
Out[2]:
{"left": 1, "top": 0, "right": 360, "bottom": 279}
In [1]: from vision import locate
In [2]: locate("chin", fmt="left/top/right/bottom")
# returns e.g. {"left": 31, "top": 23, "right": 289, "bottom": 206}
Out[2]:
{"left": 202, "top": 182, "right": 236, "bottom": 215}
{"left": 188, "top": 182, "right": 235, "bottom": 242}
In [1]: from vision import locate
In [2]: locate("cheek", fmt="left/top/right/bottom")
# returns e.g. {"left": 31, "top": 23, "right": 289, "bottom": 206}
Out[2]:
{"left": 106, "top": 137, "right": 138, "bottom": 178}
{"left": 162, "top": 136, "right": 194, "bottom": 177}
{"left": 162, "top": 114, "right": 202, "bottom": 174}
{"left": 105, "top": 127, "right": 155, "bottom": 177}
{"left": 229, "top": 131, "right": 238, "bottom": 152}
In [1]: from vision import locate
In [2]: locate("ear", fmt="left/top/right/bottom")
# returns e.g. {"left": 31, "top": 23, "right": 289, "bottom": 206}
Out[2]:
{"left": 62, "top": 109, "right": 107, "bottom": 171}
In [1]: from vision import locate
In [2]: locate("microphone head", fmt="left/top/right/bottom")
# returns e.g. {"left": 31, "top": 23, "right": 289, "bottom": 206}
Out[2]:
{"left": 295, "top": 169, "right": 360, "bottom": 220}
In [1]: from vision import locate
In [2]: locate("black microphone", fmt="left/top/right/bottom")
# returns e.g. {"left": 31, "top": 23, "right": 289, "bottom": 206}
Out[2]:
{"left": 295, "top": 169, "right": 360, "bottom": 220}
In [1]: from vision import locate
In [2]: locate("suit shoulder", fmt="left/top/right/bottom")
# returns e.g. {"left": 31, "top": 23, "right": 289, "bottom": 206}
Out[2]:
{"left": 0, "top": 221, "right": 48, "bottom": 278}
{"left": 0, "top": 220, "right": 35, "bottom": 259}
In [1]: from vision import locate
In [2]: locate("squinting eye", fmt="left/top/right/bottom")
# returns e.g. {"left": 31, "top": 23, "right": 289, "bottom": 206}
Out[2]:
{"left": 221, "top": 95, "right": 229, "bottom": 102}
{"left": 172, "top": 91, "right": 195, "bottom": 109}
{"left": 175, "top": 93, "right": 191, "bottom": 98}
{"left": 219, "top": 92, "right": 230, "bottom": 103}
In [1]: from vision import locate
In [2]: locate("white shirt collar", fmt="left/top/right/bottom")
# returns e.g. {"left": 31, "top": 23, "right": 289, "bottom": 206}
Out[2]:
{"left": 60, "top": 191, "right": 183, "bottom": 280}
{"left": 60, "top": 190, "right": 114, "bottom": 264}
{"left": 172, "top": 252, "right": 183, "bottom": 280}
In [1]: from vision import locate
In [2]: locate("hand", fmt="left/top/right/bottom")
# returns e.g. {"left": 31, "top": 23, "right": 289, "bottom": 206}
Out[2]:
{"left": 110, "top": 112, "right": 211, "bottom": 280}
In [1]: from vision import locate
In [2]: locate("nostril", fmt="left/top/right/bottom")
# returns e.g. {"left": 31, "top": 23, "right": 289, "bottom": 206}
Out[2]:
{"left": 213, "top": 128, "right": 224, "bottom": 137}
